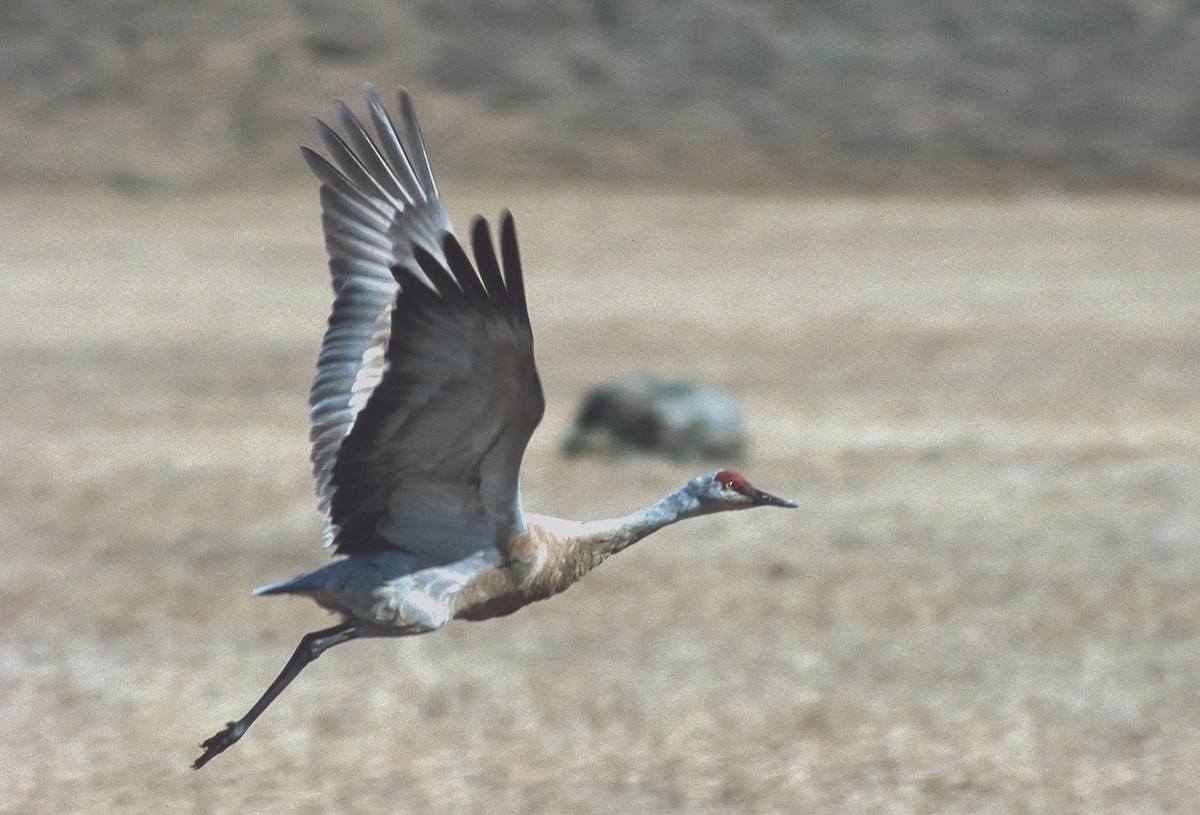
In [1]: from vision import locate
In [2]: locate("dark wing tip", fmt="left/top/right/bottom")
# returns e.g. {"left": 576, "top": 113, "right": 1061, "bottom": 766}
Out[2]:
{"left": 397, "top": 86, "right": 415, "bottom": 113}
{"left": 397, "top": 215, "right": 530, "bottom": 325}
{"left": 299, "top": 144, "right": 324, "bottom": 172}
{"left": 469, "top": 216, "right": 508, "bottom": 303}
{"left": 498, "top": 211, "right": 528, "bottom": 322}
{"left": 408, "top": 245, "right": 461, "bottom": 299}
{"left": 396, "top": 87, "right": 437, "bottom": 195}
{"left": 442, "top": 231, "right": 491, "bottom": 305}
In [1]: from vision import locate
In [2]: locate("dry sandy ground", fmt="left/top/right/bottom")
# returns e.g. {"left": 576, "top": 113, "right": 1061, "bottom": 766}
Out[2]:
{"left": 2, "top": 189, "right": 1199, "bottom": 813}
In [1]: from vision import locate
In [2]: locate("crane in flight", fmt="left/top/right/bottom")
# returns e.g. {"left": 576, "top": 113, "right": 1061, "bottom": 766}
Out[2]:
{"left": 193, "top": 85, "right": 797, "bottom": 769}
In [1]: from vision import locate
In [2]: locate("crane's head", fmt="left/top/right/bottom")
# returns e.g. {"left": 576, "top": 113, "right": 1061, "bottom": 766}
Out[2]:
{"left": 687, "top": 469, "right": 799, "bottom": 512}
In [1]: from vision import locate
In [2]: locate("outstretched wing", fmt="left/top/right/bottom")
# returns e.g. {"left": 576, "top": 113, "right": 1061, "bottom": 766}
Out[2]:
{"left": 330, "top": 216, "right": 544, "bottom": 561}
{"left": 304, "top": 85, "right": 453, "bottom": 548}
{"left": 305, "top": 87, "right": 544, "bottom": 563}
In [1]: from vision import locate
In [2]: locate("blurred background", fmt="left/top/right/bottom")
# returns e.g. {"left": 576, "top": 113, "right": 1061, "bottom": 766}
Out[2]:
{"left": 4, "top": 0, "right": 1200, "bottom": 193}
{"left": 4, "top": 2, "right": 1200, "bottom": 813}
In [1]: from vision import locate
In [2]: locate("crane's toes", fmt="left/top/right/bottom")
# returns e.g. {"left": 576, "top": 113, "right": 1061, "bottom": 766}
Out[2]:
{"left": 192, "top": 721, "right": 246, "bottom": 769}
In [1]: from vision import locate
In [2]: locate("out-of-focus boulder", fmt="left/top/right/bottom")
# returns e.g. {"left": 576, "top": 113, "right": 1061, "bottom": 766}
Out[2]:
{"left": 563, "top": 373, "right": 746, "bottom": 462}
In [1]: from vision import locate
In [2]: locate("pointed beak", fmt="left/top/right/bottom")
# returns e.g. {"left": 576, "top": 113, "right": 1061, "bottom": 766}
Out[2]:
{"left": 747, "top": 486, "right": 799, "bottom": 508}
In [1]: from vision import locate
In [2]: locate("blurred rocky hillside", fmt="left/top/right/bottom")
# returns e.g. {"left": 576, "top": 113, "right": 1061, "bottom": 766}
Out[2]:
{"left": 4, "top": 0, "right": 1200, "bottom": 193}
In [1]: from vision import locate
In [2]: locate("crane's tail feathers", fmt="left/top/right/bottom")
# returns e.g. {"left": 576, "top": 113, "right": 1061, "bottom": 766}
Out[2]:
{"left": 252, "top": 572, "right": 327, "bottom": 597}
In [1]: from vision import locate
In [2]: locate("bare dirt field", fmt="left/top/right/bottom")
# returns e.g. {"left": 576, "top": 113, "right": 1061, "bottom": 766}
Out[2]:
{"left": 2, "top": 189, "right": 1199, "bottom": 813}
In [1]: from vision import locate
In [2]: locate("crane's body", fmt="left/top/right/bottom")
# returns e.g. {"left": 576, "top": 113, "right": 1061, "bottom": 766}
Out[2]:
{"left": 256, "top": 514, "right": 629, "bottom": 629}
{"left": 254, "top": 475, "right": 779, "bottom": 629}
{"left": 193, "top": 86, "right": 797, "bottom": 769}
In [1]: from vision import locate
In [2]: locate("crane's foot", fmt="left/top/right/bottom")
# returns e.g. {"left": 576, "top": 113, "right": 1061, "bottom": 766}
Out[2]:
{"left": 193, "top": 720, "right": 247, "bottom": 769}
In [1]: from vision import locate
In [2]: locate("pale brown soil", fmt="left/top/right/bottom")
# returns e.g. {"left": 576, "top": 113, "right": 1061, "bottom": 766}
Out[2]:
{"left": 2, "top": 189, "right": 1199, "bottom": 813}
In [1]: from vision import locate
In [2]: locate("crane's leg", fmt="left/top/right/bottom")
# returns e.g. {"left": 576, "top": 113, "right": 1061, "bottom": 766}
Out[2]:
{"left": 193, "top": 622, "right": 358, "bottom": 769}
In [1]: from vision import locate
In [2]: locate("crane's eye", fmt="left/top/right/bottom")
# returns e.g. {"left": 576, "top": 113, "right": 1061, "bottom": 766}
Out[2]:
{"left": 714, "top": 469, "right": 745, "bottom": 494}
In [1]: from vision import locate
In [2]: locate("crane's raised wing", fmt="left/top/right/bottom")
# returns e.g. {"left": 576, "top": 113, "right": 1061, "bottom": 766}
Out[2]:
{"left": 330, "top": 216, "right": 543, "bottom": 562}
{"left": 305, "top": 86, "right": 544, "bottom": 563}
{"left": 304, "top": 85, "right": 452, "bottom": 548}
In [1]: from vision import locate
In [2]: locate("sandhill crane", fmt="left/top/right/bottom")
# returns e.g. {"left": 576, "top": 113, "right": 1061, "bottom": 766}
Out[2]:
{"left": 192, "top": 85, "right": 797, "bottom": 769}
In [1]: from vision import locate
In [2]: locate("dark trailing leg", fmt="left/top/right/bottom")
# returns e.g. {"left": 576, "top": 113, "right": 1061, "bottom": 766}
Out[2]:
{"left": 192, "top": 623, "right": 358, "bottom": 769}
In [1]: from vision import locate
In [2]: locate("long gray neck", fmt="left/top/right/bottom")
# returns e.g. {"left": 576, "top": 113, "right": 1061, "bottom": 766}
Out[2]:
{"left": 579, "top": 483, "right": 708, "bottom": 558}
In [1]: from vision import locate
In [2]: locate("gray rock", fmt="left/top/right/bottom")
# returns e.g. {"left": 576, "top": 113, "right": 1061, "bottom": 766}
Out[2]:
{"left": 564, "top": 373, "right": 745, "bottom": 462}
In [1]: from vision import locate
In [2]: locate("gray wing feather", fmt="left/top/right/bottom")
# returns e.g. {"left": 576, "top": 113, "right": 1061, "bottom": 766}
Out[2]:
{"left": 306, "top": 87, "right": 544, "bottom": 565}
{"left": 306, "top": 85, "right": 453, "bottom": 546}
{"left": 327, "top": 218, "right": 543, "bottom": 562}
